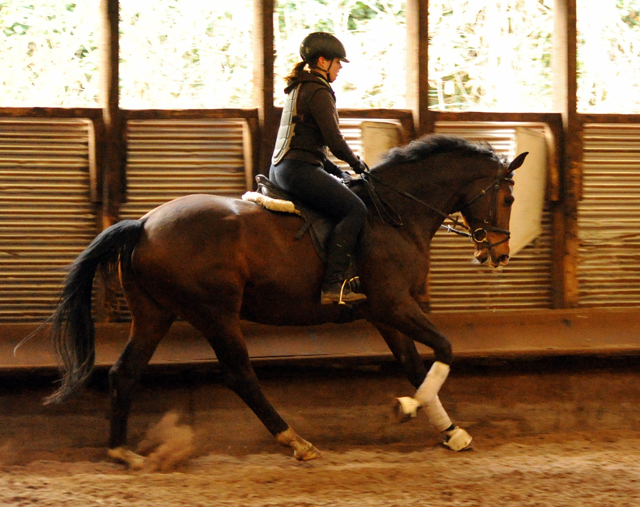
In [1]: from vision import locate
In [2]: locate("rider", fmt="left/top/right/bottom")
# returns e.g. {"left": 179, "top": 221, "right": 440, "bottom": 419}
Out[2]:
{"left": 270, "top": 32, "right": 368, "bottom": 306}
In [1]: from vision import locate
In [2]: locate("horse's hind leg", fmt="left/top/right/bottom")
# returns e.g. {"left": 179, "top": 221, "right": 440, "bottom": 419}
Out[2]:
{"left": 196, "top": 312, "right": 321, "bottom": 461}
{"left": 107, "top": 281, "right": 174, "bottom": 466}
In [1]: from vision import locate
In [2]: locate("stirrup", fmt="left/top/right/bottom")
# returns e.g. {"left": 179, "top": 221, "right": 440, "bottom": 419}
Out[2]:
{"left": 321, "top": 279, "right": 367, "bottom": 305}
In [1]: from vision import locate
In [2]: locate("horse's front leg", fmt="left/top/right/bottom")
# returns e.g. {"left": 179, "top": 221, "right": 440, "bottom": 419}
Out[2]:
{"left": 371, "top": 322, "right": 426, "bottom": 388}
{"left": 374, "top": 301, "right": 472, "bottom": 451}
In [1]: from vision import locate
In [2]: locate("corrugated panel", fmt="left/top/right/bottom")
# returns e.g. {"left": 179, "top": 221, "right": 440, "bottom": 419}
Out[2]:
{"left": 429, "top": 122, "right": 553, "bottom": 312}
{"left": 328, "top": 119, "right": 364, "bottom": 167}
{"left": 0, "top": 119, "right": 96, "bottom": 323}
{"left": 119, "top": 119, "right": 250, "bottom": 219}
{"left": 115, "top": 119, "right": 252, "bottom": 321}
{"left": 578, "top": 124, "right": 640, "bottom": 308}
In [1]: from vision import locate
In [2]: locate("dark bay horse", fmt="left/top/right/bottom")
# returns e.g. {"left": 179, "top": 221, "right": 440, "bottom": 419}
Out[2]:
{"left": 45, "top": 134, "right": 527, "bottom": 465}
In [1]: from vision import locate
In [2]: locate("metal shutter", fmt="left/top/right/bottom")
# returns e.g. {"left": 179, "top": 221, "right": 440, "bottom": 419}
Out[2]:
{"left": 0, "top": 119, "right": 96, "bottom": 322}
{"left": 119, "top": 119, "right": 250, "bottom": 220}
{"left": 429, "top": 122, "right": 553, "bottom": 312}
{"left": 113, "top": 119, "right": 252, "bottom": 321}
{"left": 578, "top": 124, "right": 640, "bottom": 308}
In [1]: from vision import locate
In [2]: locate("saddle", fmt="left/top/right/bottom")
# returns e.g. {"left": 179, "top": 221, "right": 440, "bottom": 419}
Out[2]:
{"left": 242, "top": 175, "right": 336, "bottom": 262}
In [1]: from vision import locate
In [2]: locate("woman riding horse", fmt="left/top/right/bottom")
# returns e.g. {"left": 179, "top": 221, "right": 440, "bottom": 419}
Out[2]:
{"left": 269, "top": 32, "right": 368, "bottom": 305}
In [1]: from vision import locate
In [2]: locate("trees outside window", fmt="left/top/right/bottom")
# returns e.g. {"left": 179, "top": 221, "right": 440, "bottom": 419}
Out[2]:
{"left": 274, "top": 0, "right": 407, "bottom": 108}
{"left": 0, "top": 1, "right": 100, "bottom": 107}
{"left": 119, "top": 0, "right": 253, "bottom": 109}
{"left": 428, "top": 0, "right": 553, "bottom": 112}
{"left": 577, "top": 0, "right": 640, "bottom": 113}
{"left": 3, "top": 1, "right": 640, "bottom": 113}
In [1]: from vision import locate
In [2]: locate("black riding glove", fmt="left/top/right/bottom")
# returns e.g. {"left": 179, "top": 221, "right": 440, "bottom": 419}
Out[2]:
{"left": 351, "top": 158, "right": 368, "bottom": 174}
{"left": 340, "top": 171, "right": 353, "bottom": 184}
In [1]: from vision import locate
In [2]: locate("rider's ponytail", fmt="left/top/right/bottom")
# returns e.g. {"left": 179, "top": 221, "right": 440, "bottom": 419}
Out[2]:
{"left": 284, "top": 60, "right": 307, "bottom": 85}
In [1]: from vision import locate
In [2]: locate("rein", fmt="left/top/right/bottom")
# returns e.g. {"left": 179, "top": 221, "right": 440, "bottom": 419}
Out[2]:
{"left": 360, "top": 163, "right": 513, "bottom": 250}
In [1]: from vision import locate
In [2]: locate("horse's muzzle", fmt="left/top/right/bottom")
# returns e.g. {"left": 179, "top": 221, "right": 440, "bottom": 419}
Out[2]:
{"left": 474, "top": 240, "right": 510, "bottom": 268}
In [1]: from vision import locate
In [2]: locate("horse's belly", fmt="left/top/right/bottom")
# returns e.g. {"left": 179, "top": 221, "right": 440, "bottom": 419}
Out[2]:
{"left": 133, "top": 196, "right": 355, "bottom": 326}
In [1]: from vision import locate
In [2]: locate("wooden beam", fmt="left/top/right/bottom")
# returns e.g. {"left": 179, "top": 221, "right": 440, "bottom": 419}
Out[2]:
{"left": 0, "top": 107, "right": 101, "bottom": 118}
{"left": 99, "top": 0, "right": 126, "bottom": 229}
{"left": 96, "top": 0, "right": 126, "bottom": 322}
{"left": 434, "top": 111, "right": 563, "bottom": 124}
{"left": 254, "top": 0, "right": 276, "bottom": 177}
{"left": 123, "top": 109, "right": 260, "bottom": 121}
{"left": 5, "top": 308, "right": 640, "bottom": 370}
{"left": 553, "top": 0, "right": 581, "bottom": 308}
{"left": 406, "top": 0, "right": 433, "bottom": 136}
{"left": 580, "top": 114, "right": 640, "bottom": 124}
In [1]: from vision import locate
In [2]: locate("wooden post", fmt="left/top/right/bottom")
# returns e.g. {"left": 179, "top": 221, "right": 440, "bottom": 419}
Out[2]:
{"left": 406, "top": 0, "right": 433, "bottom": 137}
{"left": 553, "top": 0, "right": 582, "bottom": 308}
{"left": 99, "top": 0, "right": 126, "bottom": 229}
{"left": 254, "top": 0, "right": 277, "bottom": 179}
{"left": 97, "top": 0, "right": 126, "bottom": 321}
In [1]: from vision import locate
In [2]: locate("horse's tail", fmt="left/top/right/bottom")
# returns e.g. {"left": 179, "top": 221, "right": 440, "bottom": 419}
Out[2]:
{"left": 45, "top": 219, "right": 146, "bottom": 405}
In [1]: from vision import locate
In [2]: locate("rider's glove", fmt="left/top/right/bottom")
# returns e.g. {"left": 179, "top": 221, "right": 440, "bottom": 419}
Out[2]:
{"left": 350, "top": 158, "right": 368, "bottom": 174}
{"left": 340, "top": 171, "right": 353, "bottom": 184}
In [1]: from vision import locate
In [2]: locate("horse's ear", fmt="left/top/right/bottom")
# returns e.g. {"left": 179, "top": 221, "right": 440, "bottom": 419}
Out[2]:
{"left": 508, "top": 152, "right": 528, "bottom": 171}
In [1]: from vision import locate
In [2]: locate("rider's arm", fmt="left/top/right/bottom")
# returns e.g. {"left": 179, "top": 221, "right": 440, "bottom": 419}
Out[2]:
{"left": 308, "top": 88, "right": 360, "bottom": 168}
{"left": 323, "top": 158, "right": 345, "bottom": 177}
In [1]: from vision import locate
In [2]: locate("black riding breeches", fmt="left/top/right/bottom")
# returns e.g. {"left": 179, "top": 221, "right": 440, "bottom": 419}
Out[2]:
{"left": 269, "top": 159, "right": 368, "bottom": 277}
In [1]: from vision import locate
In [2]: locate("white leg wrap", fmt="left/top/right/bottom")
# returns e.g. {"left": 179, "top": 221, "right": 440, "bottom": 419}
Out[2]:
{"left": 424, "top": 395, "right": 453, "bottom": 432}
{"left": 414, "top": 362, "right": 452, "bottom": 432}
{"left": 415, "top": 361, "right": 450, "bottom": 406}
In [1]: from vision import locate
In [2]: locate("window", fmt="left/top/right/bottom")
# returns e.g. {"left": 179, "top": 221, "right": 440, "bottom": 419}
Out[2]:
{"left": 428, "top": 0, "right": 553, "bottom": 112}
{"left": 119, "top": 0, "right": 253, "bottom": 109}
{"left": 577, "top": 0, "right": 640, "bottom": 113}
{"left": 274, "top": 0, "right": 406, "bottom": 108}
{"left": 0, "top": 1, "right": 100, "bottom": 106}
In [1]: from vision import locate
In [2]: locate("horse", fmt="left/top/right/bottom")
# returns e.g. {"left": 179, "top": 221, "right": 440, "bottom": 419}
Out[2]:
{"left": 43, "top": 134, "right": 527, "bottom": 466}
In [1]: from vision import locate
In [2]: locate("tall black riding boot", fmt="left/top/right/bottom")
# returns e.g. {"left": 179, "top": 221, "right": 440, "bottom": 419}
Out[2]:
{"left": 320, "top": 240, "right": 367, "bottom": 305}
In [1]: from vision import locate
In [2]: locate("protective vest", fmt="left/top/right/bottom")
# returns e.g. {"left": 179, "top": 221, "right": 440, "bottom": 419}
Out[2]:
{"left": 271, "top": 84, "right": 301, "bottom": 165}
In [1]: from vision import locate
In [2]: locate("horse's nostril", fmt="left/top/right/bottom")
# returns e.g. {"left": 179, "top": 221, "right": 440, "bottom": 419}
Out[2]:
{"left": 498, "top": 254, "right": 510, "bottom": 265}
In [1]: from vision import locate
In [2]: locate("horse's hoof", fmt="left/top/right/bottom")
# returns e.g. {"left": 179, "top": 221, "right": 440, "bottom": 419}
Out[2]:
{"left": 443, "top": 427, "right": 472, "bottom": 451}
{"left": 108, "top": 447, "right": 146, "bottom": 470}
{"left": 276, "top": 427, "right": 322, "bottom": 461}
{"left": 393, "top": 396, "right": 420, "bottom": 423}
{"left": 293, "top": 442, "right": 322, "bottom": 461}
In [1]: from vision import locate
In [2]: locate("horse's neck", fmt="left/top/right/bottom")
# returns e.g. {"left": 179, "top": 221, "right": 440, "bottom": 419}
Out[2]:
{"left": 362, "top": 162, "right": 471, "bottom": 237}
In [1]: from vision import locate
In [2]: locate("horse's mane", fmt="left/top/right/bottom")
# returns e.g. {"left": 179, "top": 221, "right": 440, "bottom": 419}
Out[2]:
{"left": 377, "top": 134, "right": 504, "bottom": 167}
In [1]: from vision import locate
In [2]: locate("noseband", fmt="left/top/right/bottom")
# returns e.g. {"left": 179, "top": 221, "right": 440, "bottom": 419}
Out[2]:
{"left": 362, "top": 161, "right": 514, "bottom": 250}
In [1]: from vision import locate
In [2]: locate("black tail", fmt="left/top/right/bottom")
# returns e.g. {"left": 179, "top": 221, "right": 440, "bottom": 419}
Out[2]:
{"left": 45, "top": 219, "right": 146, "bottom": 404}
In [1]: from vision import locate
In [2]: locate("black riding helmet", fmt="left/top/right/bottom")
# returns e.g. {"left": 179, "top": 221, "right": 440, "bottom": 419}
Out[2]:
{"left": 299, "top": 32, "right": 349, "bottom": 63}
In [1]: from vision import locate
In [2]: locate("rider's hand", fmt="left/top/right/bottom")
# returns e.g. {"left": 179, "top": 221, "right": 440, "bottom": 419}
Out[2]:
{"left": 350, "top": 158, "right": 368, "bottom": 174}
{"left": 341, "top": 171, "right": 353, "bottom": 184}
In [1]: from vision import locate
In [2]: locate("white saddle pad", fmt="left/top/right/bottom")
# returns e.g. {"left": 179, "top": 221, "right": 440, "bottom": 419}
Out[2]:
{"left": 242, "top": 191, "right": 301, "bottom": 216}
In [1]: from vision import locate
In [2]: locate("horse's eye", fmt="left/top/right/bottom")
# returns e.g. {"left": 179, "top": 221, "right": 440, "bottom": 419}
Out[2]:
{"left": 504, "top": 196, "right": 515, "bottom": 207}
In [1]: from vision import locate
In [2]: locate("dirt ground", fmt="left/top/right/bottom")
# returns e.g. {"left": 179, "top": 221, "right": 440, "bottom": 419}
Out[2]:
{"left": 1, "top": 356, "right": 640, "bottom": 506}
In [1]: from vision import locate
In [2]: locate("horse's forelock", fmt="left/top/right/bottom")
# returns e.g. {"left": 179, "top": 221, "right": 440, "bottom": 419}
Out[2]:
{"left": 377, "top": 134, "right": 502, "bottom": 167}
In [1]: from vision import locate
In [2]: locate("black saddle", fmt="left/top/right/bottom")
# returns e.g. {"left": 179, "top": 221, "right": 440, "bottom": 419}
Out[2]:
{"left": 255, "top": 174, "right": 335, "bottom": 262}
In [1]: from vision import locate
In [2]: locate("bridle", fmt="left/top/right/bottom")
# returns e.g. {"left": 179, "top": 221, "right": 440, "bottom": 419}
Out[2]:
{"left": 361, "top": 161, "right": 514, "bottom": 251}
{"left": 458, "top": 161, "right": 515, "bottom": 249}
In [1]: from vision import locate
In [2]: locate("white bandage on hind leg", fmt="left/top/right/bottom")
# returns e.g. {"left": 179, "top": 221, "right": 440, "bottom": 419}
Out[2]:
{"left": 415, "top": 361, "right": 452, "bottom": 432}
